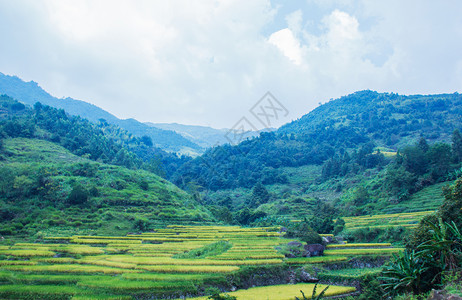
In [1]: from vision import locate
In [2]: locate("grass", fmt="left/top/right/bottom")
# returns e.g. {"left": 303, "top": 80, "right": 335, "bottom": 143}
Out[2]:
{"left": 0, "top": 260, "right": 38, "bottom": 265}
{"left": 105, "top": 255, "right": 282, "bottom": 266}
{"left": 285, "top": 256, "right": 348, "bottom": 265}
{"left": 343, "top": 211, "right": 434, "bottom": 230}
{"left": 173, "top": 241, "right": 232, "bottom": 259}
{"left": 326, "top": 243, "right": 392, "bottom": 248}
{"left": 121, "top": 273, "right": 221, "bottom": 281}
{"left": 318, "top": 267, "right": 382, "bottom": 280}
{"left": 0, "top": 284, "right": 82, "bottom": 299}
{"left": 77, "top": 278, "right": 198, "bottom": 293}
{"left": 0, "top": 249, "right": 56, "bottom": 257}
{"left": 324, "top": 248, "right": 404, "bottom": 256}
{"left": 381, "top": 181, "right": 451, "bottom": 214}
{"left": 136, "top": 264, "right": 239, "bottom": 273}
{"left": 2, "top": 264, "right": 142, "bottom": 274}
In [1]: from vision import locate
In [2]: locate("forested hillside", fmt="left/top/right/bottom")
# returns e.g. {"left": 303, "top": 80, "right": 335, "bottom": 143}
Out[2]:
{"left": 171, "top": 91, "right": 462, "bottom": 225}
{"left": 0, "top": 73, "right": 203, "bottom": 154}
{"left": 0, "top": 95, "right": 214, "bottom": 237}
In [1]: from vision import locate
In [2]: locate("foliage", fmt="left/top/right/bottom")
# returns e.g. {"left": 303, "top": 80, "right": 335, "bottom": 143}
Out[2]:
{"left": 285, "top": 221, "right": 322, "bottom": 244}
{"left": 67, "top": 184, "right": 89, "bottom": 205}
{"left": 381, "top": 249, "right": 437, "bottom": 295}
{"left": 208, "top": 293, "right": 237, "bottom": 300}
{"left": 296, "top": 284, "right": 330, "bottom": 300}
{"left": 174, "top": 241, "right": 232, "bottom": 259}
{"left": 0, "top": 138, "right": 212, "bottom": 237}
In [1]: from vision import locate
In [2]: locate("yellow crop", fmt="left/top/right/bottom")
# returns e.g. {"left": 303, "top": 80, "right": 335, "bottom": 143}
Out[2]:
{"left": 2, "top": 264, "right": 141, "bottom": 274}
{"left": 0, "top": 249, "right": 56, "bottom": 257}
{"left": 324, "top": 248, "right": 404, "bottom": 256}
{"left": 183, "top": 283, "right": 355, "bottom": 299}
{"left": 326, "top": 243, "right": 391, "bottom": 248}
{"left": 136, "top": 264, "right": 239, "bottom": 273}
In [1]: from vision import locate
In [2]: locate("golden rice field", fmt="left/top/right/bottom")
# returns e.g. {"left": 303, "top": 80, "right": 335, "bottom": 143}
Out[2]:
{"left": 0, "top": 225, "right": 358, "bottom": 299}
{"left": 342, "top": 210, "right": 434, "bottom": 230}
{"left": 182, "top": 283, "right": 356, "bottom": 300}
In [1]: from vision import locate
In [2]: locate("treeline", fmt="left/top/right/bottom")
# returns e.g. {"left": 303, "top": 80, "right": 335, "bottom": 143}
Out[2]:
{"left": 321, "top": 142, "right": 386, "bottom": 180}
{"left": 172, "top": 127, "right": 371, "bottom": 191}
{"left": 384, "top": 131, "right": 462, "bottom": 202}
{"left": 0, "top": 95, "right": 189, "bottom": 177}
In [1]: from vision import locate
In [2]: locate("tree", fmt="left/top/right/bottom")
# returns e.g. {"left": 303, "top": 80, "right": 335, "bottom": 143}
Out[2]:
{"left": 286, "top": 221, "right": 322, "bottom": 244}
{"left": 250, "top": 182, "right": 270, "bottom": 207}
{"left": 428, "top": 143, "right": 452, "bottom": 180}
{"left": 417, "top": 137, "right": 429, "bottom": 153}
{"left": 452, "top": 129, "right": 462, "bottom": 163}
{"left": 140, "top": 135, "right": 153, "bottom": 147}
{"left": 334, "top": 218, "right": 345, "bottom": 235}
{"left": 67, "top": 184, "right": 89, "bottom": 205}
{"left": 384, "top": 166, "right": 417, "bottom": 202}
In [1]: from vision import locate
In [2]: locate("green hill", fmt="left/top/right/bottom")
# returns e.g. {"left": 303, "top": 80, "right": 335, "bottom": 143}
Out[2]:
{"left": 0, "top": 138, "right": 214, "bottom": 239}
{"left": 171, "top": 91, "right": 462, "bottom": 224}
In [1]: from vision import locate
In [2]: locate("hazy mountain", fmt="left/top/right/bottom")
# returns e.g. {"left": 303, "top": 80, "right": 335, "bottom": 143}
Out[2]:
{"left": 0, "top": 72, "right": 203, "bottom": 154}
{"left": 147, "top": 122, "right": 263, "bottom": 148}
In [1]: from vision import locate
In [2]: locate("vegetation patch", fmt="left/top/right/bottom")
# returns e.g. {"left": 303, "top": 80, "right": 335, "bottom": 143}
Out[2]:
{"left": 285, "top": 256, "right": 348, "bottom": 265}
{"left": 173, "top": 241, "right": 232, "bottom": 259}
{"left": 324, "top": 248, "right": 404, "bottom": 256}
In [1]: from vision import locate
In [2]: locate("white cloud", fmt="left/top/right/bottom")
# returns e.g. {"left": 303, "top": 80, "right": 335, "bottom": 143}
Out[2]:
{"left": 268, "top": 28, "right": 303, "bottom": 65}
{"left": 0, "top": 1, "right": 461, "bottom": 128}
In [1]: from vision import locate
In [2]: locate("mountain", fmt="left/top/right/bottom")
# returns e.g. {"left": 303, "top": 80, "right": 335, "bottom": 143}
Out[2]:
{"left": 0, "top": 96, "right": 214, "bottom": 237}
{"left": 147, "top": 122, "right": 262, "bottom": 148}
{"left": 279, "top": 90, "right": 462, "bottom": 148}
{"left": 0, "top": 138, "right": 214, "bottom": 237}
{"left": 0, "top": 72, "right": 203, "bottom": 154}
{"left": 171, "top": 91, "right": 462, "bottom": 222}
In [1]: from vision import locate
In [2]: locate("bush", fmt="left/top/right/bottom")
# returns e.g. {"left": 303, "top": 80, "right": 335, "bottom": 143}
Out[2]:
{"left": 333, "top": 218, "right": 345, "bottom": 235}
{"left": 286, "top": 221, "right": 322, "bottom": 244}
{"left": 67, "top": 184, "right": 88, "bottom": 205}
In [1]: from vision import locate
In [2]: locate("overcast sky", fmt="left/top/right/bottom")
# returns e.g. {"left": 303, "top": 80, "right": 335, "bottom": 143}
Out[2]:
{"left": 0, "top": 1, "right": 461, "bottom": 129}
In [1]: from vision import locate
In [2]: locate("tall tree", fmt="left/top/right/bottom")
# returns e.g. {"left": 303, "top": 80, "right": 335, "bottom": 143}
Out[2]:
{"left": 452, "top": 129, "right": 462, "bottom": 163}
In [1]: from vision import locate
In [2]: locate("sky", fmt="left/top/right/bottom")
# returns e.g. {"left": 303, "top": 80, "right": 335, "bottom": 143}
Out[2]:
{"left": 0, "top": 0, "right": 461, "bottom": 129}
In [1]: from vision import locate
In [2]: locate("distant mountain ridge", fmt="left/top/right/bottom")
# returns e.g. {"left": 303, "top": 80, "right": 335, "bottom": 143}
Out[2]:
{"left": 0, "top": 72, "right": 203, "bottom": 154}
{"left": 147, "top": 122, "right": 263, "bottom": 148}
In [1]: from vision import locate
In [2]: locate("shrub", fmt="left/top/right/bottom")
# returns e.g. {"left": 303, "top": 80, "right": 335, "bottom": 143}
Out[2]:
{"left": 67, "top": 184, "right": 88, "bottom": 205}
{"left": 286, "top": 221, "right": 322, "bottom": 244}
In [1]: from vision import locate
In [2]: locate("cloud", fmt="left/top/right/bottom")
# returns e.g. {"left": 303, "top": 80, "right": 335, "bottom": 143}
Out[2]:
{"left": 268, "top": 28, "right": 303, "bottom": 65}
{"left": 0, "top": 1, "right": 460, "bottom": 128}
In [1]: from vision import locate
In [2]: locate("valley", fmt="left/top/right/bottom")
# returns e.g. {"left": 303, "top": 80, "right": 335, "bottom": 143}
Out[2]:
{"left": 1, "top": 85, "right": 462, "bottom": 299}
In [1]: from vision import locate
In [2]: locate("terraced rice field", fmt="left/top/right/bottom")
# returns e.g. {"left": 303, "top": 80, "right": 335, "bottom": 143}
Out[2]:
{"left": 343, "top": 210, "right": 434, "bottom": 230}
{"left": 183, "top": 283, "right": 356, "bottom": 300}
{"left": 0, "top": 225, "right": 356, "bottom": 299}
{"left": 324, "top": 242, "right": 403, "bottom": 256}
